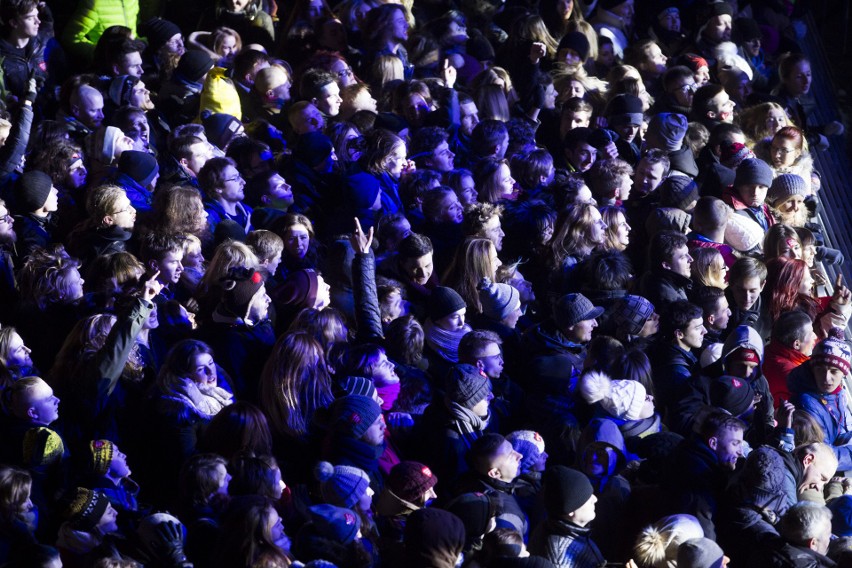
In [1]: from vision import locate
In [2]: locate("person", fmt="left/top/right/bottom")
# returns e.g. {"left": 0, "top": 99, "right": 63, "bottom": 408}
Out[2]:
{"left": 763, "top": 310, "right": 817, "bottom": 407}
{"left": 0, "top": 0, "right": 46, "bottom": 105}
{"left": 11, "top": 170, "right": 59, "bottom": 260}
{"left": 631, "top": 514, "right": 704, "bottom": 568}
{"left": 55, "top": 487, "right": 124, "bottom": 566}
{"left": 138, "top": 232, "right": 185, "bottom": 303}
{"left": 722, "top": 157, "right": 775, "bottom": 234}
{"left": 199, "top": 156, "right": 253, "bottom": 237}
{"left": 752, "top": 502, "right": 834, "bottom": 566}
{"left": 651, "top": 300, "right": 704, "bottom": 426}
{"left": 639, "top": 230, "right": 693, "bottom": 309}
{"left": 64, "top": 185, "right": 135, "bottom": 266}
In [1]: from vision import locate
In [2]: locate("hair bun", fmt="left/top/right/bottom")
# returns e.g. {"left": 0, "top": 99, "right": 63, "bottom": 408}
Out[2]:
{"left": 478, "top": 277, "right": 493, "bottom": 291}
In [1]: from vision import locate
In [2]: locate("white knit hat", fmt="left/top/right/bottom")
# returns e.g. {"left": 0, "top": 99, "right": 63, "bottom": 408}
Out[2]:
{"left": 579, "top": 371, "right": 647, "bottom": 421}
{"left": 724, "top": 213, "right": 764, "bottom": 252}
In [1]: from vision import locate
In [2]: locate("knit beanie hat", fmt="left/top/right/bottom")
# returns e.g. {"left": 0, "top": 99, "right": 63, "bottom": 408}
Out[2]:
{"left": 221, "top": 267, "right": 266, "bottom": 319}
{"left": 429, "top": 286, "right": 466, "bottom": 321}
{"left": 828, "top": 495, "right": 852, "bottom": 537}
{"left": 90, "top": 440, "right": 115, "bottom": 476}
{"left": 330, "top": 395, "right": 382, "bottom": 439}
{"left": 445, "top": 492, "right": 495, "bottom": 546}
{"left": 276, "top": 269, "right": 319, "bottom": 310}
{"left": 294, "top": 131, "right": 334, "bottom": 169}
{"left": 732, "top": 17, "right": 762, "bottom": 43}
{"left": 334, "top": 376, "right": 378, "bottom": 400}
{"left": 579, "top": 371, "right": 648, "bottom": 421}
{"left": 201, "top": 111, "right": 243, "bottom": 150}
{"left": 478, "top": 278, "right": 520, "bottom": 322}
{"left": 23, "top": 427, "right": 64, "bottom": 467}
{"left": 678, "top": 54, "right": 709, "bottom": 73}
{"left": 176, "top": 50, "right": 215, "bottom": 83}
{"left": 705, "top": 1, "right": 734, "bottom": 18}
{"left": 108, "top": 75, "right": 140, "bottom": 107}
{"left": 554, "top": 293, "right": 604, "bottom": 329}
{"left": 645, "top": 113, "right": 688, "bottom": 153}
{"left": 445, "top": 364, "right": 490, "bottom": 410}
{"left": 141, "top": 17, "right": 181, "bottom": 53}
{"left": 118, "top": 150, "right": 159, "bottom": 187}
{"left": 709, "top": 375, "right": 755, "bottom": 417}
{"left": 660, "top": 176, "right": 700, "bottom": 211}
{"left": 15, "top": 170, "right": 53, "bottom": 213}
{"left": 404, "top": 508, "right": 466, "bottom": 568}
{"left": 600, "top": 0, "right": 630, "bottom": 11}
{"left": 542, "top": 465, "right": 594, "bottom": 518}
{"left": 726, "top": 347, "right": 760, "bottom": 365}
{"left": 613, "top": 295, "right": 656, "bottom": 336}
{"left": 347, "top": 172, "right": 381, "bottom": 210}
{"left": 605, "top": 94, "right": 644, "bottom": 127}
{"left": 387, "top": 461, "right": 438, "bottom": 503}
{"left": 733, "top": 157, "right": 773, "bottom": 188}
{"left": 812, "top": 328, "right": 852, "bottom": 375}
{"left": 557, "top": 31, "right": 590, "bottom": 61}
{"left": 721, "top": 142, "right": 755, "bottom": 170}
{"left": 62, "top": 488, "right": 110, "bottom": 531}
{"left": 677, "top": 537, "right": 726, "bottom": 568}
{"left": 724, "top": 213, "right": 764, "bottom": 252}
{"left": 507, "top": 430, "right": 546, "bottom": 475}
{"left": 308, "top": 504, "right": 361, "bottom": 544}
{"left": 767, "top": 173, "right": 808, "bottom": 208}
{"left": 102, "top": 126, "right": 123, "bottom": 163}
{"left": 314, "top": 461, "right": 371, "bottom": 508}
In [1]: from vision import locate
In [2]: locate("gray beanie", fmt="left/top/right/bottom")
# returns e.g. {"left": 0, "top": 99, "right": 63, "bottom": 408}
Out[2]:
{"left": 478, "top": 278, "right": 521, "bottom": 322}
{"left": 767, "top": 173, "right": 808, "bottom": 207}
{"left": 677, "top": 537, "right": 726, "bottom": 568}
{"left": 613, "top": 295, "right": 655, "bottom": 336}
{"left": 645, "top": 113, "right": 688, "bottom": 152}
{"left": 733, "top": 158, "right": 773, "bottom": 189}
{"left": 554, "top": 293, "right": 604, "bottom": 329}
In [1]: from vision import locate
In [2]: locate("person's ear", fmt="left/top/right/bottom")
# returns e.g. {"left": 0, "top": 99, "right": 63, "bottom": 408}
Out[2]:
{"left": 261, "top": 194, "right": 271, "bottom": 205}
{"left": 759, "top": 279, "right": 767, "bottom": 292}
{"left": 675, "top": 329, "right": 684, "bottom": 340}
{"left": 707, "top": 436, "right": 718, "bottom": 451}
{"left": 102, "top": 214, "right": 115, "bottom": 227}
{"left": 793, "top": 338, "right": 802, "bottom": 351}
{"left": 707, "top": 314, "right": 716, "bottom": 326}
{"left": 148, "top": 259, "right": 160, "bottom": 273}
{"left": 475, "top": 360, "right": 486, "bottom": 373}
{"left": 802, "top": 452, "right": 815, "bottom": 467}
{"left": 487, "top": 466, "right": 501, "bottom": 479}
{"left": 662, "top": 260, "right": 673, "bottom": 271}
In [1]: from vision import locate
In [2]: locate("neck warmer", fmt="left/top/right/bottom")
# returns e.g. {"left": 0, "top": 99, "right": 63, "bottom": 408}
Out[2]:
{"left": 378, "top": 382, "right": 401, "bottom": 411}
{"left": 424, "top": 321, "right": 472, "bottom": 363}
{"left": 166, "top": 379, "right": 233, "bottom": 419}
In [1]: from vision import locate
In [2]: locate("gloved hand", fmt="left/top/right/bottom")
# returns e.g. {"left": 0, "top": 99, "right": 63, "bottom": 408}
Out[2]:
{"left": 804, "top": 195, "right": 818, "bottom": 218}
{"left": 142, "top": 517, "right": 191, "bottom": 567}
{"left": 816, "top": 246, "right": 844, "bottom": 266}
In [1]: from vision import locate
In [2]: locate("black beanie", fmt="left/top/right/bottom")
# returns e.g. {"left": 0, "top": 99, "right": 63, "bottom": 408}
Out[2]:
{"left": 446, "top": 492, "right": 495, "bottom": 548}
{"left": 294, "top": 131, "right": 334, "bottom": 168}
{"left": 706, "top": 1, "right": 734, "bottom": 18}
{"left": 118, "top": 150, "right": 159, "bottom": 187}
{"left": 142, "top": 17, "right": 182, "bottom": 52}
{"left": 221, "top": 267, "right": 265, "bottom": 319}
{"left": 557, "top": 31, "right": 590, "bottom": 61}
{"left": 16, "top": 170, "right": 53, "bottom": 213}
{"left": 710, "top": 375, "right": 755, "bottom": 417}
{"left": 605, "top": 94, "right": 644, "bottom": 127}
{"left": 428, "top": 286, "right": 466, "bottom": 321}
{"left": 732, "top": 17, "right": 762, "bottom": 43}
{"left": 542, "top": 465, "right": 594, "bottom": 519}
{"left": 176, "top": 50, "right": 214, "bottom": 83}
{"left": 404, "top": 508, "right": 466, "bottom": 568}
{"left": 201, "top": 111, "right": 243, "bottom": 150}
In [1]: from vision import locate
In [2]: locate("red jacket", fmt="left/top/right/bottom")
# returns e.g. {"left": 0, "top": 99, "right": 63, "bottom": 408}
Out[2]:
{"left": 763, "top": 341, "right": 809, "bottom": 408}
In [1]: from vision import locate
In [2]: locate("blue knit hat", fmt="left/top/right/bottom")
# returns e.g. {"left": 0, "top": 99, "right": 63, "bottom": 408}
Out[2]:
{"left": 329, "top": 395, "right": 382, "bottom": 439}
{"left": 308, "top": 504, "right": 361, "bottom": 544}
{"left": 314, "top": 461, "right": 371, "bottom": 508}
{"left": 507, "top": 430, "right": 546, "bottom": 475}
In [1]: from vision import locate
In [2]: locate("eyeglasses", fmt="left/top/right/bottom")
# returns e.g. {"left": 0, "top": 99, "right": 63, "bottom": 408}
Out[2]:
{"left": 0, "top": 214, "right": 11, "bottom": 224}
{"left": 772, "top": 146, "right": 796, "bottom": 155}
{"left": 224, "top": 175, "right": 244, "bottom": 183}
{"left": 675, "top": 83, "right": 697, "bottom": 94}
{"left": 114, "top": 206, "right": 134, "bottom": 215}
{"left": 336, "top": 67, "right": 354, "bottom": 80}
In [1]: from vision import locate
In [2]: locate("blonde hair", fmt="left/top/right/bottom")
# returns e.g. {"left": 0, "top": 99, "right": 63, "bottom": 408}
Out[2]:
{"left": 247, "top": 230, "right": 284, "bottom": 263}
{"left": 691, "top": 247, "right": 727, "bottom": 289}
{"left": 633, "top": 514, "right": 704, "bottom": 568}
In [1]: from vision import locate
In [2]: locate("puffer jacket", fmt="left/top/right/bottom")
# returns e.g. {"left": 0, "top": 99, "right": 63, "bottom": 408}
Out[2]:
{"left": 763, "top": 341, "right": 809, "bottom": 408}
{"left": 0, "top": 36, "right": 46, "bottom": 101}
{"left": 528, "top": 518, "right": 606, "bottom": 568}
{"left": 61, "top": 0, "right": 139, "bottom": 61}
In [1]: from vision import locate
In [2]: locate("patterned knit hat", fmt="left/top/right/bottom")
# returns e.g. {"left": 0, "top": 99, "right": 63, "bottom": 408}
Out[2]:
{"left": 429, "top": 286, "right": 466, "bottom": 321}
{"left": 812, "top": 328, "right": 852, "bottom": 375}
{"left": 387, "top": 461, "right": 438, "bottom": 503}
{"left": 62, "top": 488, "right": 110, "bottom": 531}
{"left": 579, "top": 371, "right": 648, "bottom": 420}
{"left": 710, "top": 375, "right": 755, "bottom": 417}
{"left": 445, "top": 364, "right": 490, "bottom": 409}
{"left": 334, "top": 376, "right": 378, "bottom": 400}
{"left": 329, "top": 395, "right": 382, "bottom": 439}
{"left": 554, "top": 293, "right": 604, "bottom": 329}
{"left": 721, "top": 142, "right": 755, "bottom": 169}
{"left": 221, "top": 267, "right": 266, "bottom": 320}
{"left": 23, "top": 427, "right": 64, "bottom": 467}
{"left": 645, "top": 113, "right": 688, "bottom": 152}
{"left": 90, "top": 440, "right": 115, "bottom": 476}
{"left": 767, "top": 173, "right": 808, "bottom": 208}
{"left": 507, "top": 430, "right": 546, "bottom": 475}
{"left": 314, "top": 461, "right": 371, "bottom": 508}
{"left": 660, "top": 176, "right": 700, "bottom": 211}
{"left": 308, "top": 504, "right": 361, "bottom": 544}
{"left": 734, "top": 158, "right": 773, "bottom": 188}
{"left": 478, "top": 278, "right": 521, "bottom": 322}
{"left": 612, "top": 295, "right": 656, "bottom": 336}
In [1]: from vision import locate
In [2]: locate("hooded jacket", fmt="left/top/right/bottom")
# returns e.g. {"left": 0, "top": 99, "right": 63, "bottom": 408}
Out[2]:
{"left": 788, "top": 360, "right": 852, "bottom": 471}
{"left": 763, "top": 341, "right": 810, "bottom": 407}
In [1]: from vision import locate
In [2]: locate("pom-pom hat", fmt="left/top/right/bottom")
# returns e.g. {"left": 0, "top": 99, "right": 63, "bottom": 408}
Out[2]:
{"left": 812, "top": 328, "right": 852, "bottom": 375}
{"left": 314, "top": 461, "right": 371, "bottom": 508}
{"left": 579, "top": 371, "right": 648, "bottom": 421}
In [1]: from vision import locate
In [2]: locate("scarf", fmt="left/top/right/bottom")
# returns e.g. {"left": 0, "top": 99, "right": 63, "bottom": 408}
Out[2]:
{"left": 424, "top": 321, "right": 472, "bottom": 363}
{"left": 377, "top": 382, "right": 401, "bottom": 411}
{"left": 166, "top": 379, "right": 233, "bottom": 419}
{"left": 445, "top": 401, "right": 490, "bottom": 445}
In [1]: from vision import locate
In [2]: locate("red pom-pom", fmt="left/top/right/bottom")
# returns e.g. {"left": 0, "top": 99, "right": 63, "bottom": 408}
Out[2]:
{"left": 251, "top": 272, "right": 262, "bottom": 284}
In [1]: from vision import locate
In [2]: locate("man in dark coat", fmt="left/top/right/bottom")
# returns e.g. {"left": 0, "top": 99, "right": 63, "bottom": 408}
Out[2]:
{"left": 750, "top": 502, "right": 836, "bottom": 567}
{"left": 639, "top": 230, "right": 693, "bottom": 309}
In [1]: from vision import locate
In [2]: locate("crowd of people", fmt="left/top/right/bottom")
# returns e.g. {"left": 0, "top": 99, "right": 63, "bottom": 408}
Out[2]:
{"left": 0, "top": 0, "right": 851, "bottom": 566}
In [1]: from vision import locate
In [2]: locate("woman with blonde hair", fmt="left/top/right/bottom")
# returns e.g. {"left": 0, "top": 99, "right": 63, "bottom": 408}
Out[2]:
{"left": 0, "top": 326, "right": 36, "bottom": 389}
{"left": 758, "top": 126, "right": 819, "bottom": 196}
{"left": 690, "top": 247, "right": 728, "bottom": 289}
{"left": 442, "top": 238, "right": 502, "bottom": 314}
{"left": 632, "top": 514, "right": 704, "bottom": 568}
{"left": 740, "top": 102, "right": 789, "bottom": 145}
{"left": 217, "top": 495, "right": 293, "bottom": 567}
{"left": 194, "top": 240, "right": 260, "bottom": 321}
{"left": 0, "top": 465, "right": 37, "bottom": 557}
{"left": 600, "top": 205, "right": 631, "bottom": 252}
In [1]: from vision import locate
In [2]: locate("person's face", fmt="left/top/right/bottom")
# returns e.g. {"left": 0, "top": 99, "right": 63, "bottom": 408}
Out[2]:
{"left": 370, "top": 352, "right": 400, "bottom": 386}
{"left": 362, "top": 413, "right": 386, "bottom": 446}
{"left": 785, "top": 60, "right": 812, "bottom": 96}
{"left": 295, "top": 104, "right": 325, "bottom": 134}
{"left": 189, "top": 352, "right": 217, "bottom": 386}
{"left": 5, "top": 331, "right": 32, "bottom": 368}
{"left": 571, "top": 493, "right": 597, "bottom": 526}
{"left": 26, "top": 381, "right": 60, "bottom": 425}
{"left": 284, "top": 224, "right": 310, "bottom": 259}
{"left": 429, "top": 141, "right": 455, "bottom": 172}
{"left": 643, "top": 44, "right": 668, "bottom": 76}
{"left": 543, "top": 83, "right": 557, "bottom": 110}
{"left": 64, "top": 267, "right": 85, "bottom": 301}
{"left": 497, "top": 163, "right": 516, "bottom": 199}
{"left": 214, "top": 463, "right": 231, "bottom": 495}
{"left": 731, "top": 276, "right": 764, "bottom": 311}
{"left": 13, "top": 7, "right": 40, "bottom": 38}
{"left": 588, "top": 207, "right": 606, "bottom": 244}
{"left": 403, "top": 93, "right": 430, "bottom": 127}
{"left": 184, "top": 246, "right": 204, "bottom": 269}
{"left": 671, "top": 77, "right": 696, "bottom": 108}
{"left": 385, "top": 143, "right": 407, "bottom": 179}
{"left": 165, "top": 33, "right": 185, "bottom": 57}
{"left": 97, "top": 503, "right": 120, "bottom": 535}
{"left": 495, "top": 133, "right": 509, "bottom": 160}
{"left": 457, "top": 175, "right": 478, "bottom": 207}
{"left": 477, "top": 342, "right": 504, "bottom": 378}
{"left": 695, "top": 66, "right": 711, "bottom": 87}
{"left": 799, "top": 454, "right": 834, "bottom": 495}
{"left": 710, "top": 296, "right": 732, "bottom": 331}
{"left": 270, "top": 78, "right": 292, "bottom": 104}
{"left": 490, "top": 440, "right": 522, "bottom": 481}
{"left": 156, "top": 250, "right": 184, "bottom": 284}
{"left": 797, "top": 323, "right": 818, "bottom": 356}
{"left": 143, "top": 303, "right": 160, "bottom": 330}
{"left": 110, "top": 194, "right": 136, "bottom": 230}
{"left": 264, "top": 174, "right": 294, "bottom": 209}
{"left": 109, "top": 446, "right": 132, "bottom": 478}
{"left": 382, "top": 290, "right": 406, "bottom": 323}
{"left": 185, "top": 142, "right": 213, "bottom": 176}
{"left": 658, "top": 8, "right": 680, "bottom": 32}
{"left": 480, "top": 215, "right": 505, "bottom": 251}
{"left": 764, "top": 107, "right": 788, "bottom": 135}
{"left": 639, "top": 312, "right": 660, "bottom": 337}
{"left": 228, "top": 0, "right": 251, "bottom": 11}
{"left": 771, "top": 137, "right": 801, "bottom": 169}
{"left": 632, "top": 160, "right": 666, "bottom": 197}
{"left": 560, "top": 48, "right": 583, "bottom": 67}
{"left": 812, "top": 520, "right": 833, "bottom": 556}
{"left": 330, "top": 59, "right": 356, "bottom": 88}
{"left": 66, "top": 159, "right": 88, "bottom": 189}
{"left": 706, "top": 14, "right": 732, "bottom": 42}
{"left": 316, "top": 81, "right": 343, "bottom": 116}
{"left": 247, "top": 285, "right": 272, "bottom": 322}
{"left": 742, "top": 36, "right": 761, "bottom": 57}
{"left": 357, "top": 485, "right": 374, "bottom": 513}
{"left": 0, "top": 205, "right": 14, "bottom": 244}
{"left": 678, "top": 317, "right": 707, "bottom": 349}
{"left": 78, "top": 92, "right": 105, "bottom": 129}
{"left": 597, "top": 43, "right": 615, "bottom": 67}
{"left": 117, "top": 51, "right": 144, "bottom": 78}
{"left": 460, "top": 102, "right": 479, "bottom": 138}
{"left": 352, "top": 89, "right": 378, "bottom": 113}
{"left": 612, "top": 212, "right": 631, "bottom": 249}
{"left": 470, "top": 388, "right": 492, "bottom": 417}
{"left": 43, "top": 185, "right": 59, "bottom": 212}
{"left": 610, "top": 0, "right": 634, "bottom": 20}
{"left": 710, "top": 90, "right": 736, "bottom": 123}
{"left": 218, "top": 35, "right": 238, "bottom": 58}
{"left": 729, "top": 76, "right": 752, "bottom": 105}
{"left": 390, "top": 9, "right": 409, "bottom": 43}
{"left": 435, "top": 308, "right": 466, "bottom": 331}
{"left": 129, "top": 80, "right": 154, "bottom": 111}
{"left": 567, "top": 317, "right": 597, "bottom": 343}
{"left": 813, "top": 364, "right": 845, "bottom": 394}
{"left": 737, "top": 183, "right": 768, "bottom": 208}
{"left": 510, "top": 273, "right": 535, "bottom": 304}
{"left": 217, "top": 166, "right": 245, "bottom": 202}
{"left": 314, "top": 274, "right": 332, "bottom": 310}
{"left": 568, "top": 142, "right": 596, "bottom": 172}
{"left": 666, "top": 245, "right": 693, "bottom": 277}
{"left": 727, "top": 359, "right": 759, "bottom": 381}
{"left": 565, "top": 110, "right": 591, "bottom": 131}
{"left": 402, "top": 252, "right": 433, "bottom": 286}
{"left": 799, "top": 266, "right": 815, "bottom": 294}
{"left": 613, "top": 122, "right": 640, "bottom": 144}
{"left": 438, "top": 192, "right": 464, "bottom": 224}
{"left": 710, "top": 426, "right": 744, "bottom": 470}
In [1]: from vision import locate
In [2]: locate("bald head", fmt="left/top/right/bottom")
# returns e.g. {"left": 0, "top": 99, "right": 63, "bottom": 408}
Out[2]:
{"left": 72, "top": 85, "right": 105, "bottom": 129}
{"left": 795, "top": 442, "right": 838, "bottom": 496}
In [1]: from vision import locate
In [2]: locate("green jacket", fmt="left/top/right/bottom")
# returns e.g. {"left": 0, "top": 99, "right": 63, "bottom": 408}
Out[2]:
{"left": 61, "top": 0, "right": 139, "bottom": 61}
